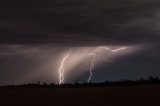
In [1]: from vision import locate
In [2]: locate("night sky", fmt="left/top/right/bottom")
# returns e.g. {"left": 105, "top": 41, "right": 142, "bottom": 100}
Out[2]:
{"left": 0, "top": 0, "right": 160, "bottom": 85}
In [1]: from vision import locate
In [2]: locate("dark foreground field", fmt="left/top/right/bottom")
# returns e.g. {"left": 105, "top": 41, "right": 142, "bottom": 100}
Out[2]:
{"left": 0, "top": 85, "right": 160, "bottom": 106}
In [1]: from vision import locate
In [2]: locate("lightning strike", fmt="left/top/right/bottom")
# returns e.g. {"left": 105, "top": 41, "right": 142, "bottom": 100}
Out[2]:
{"left": 87, "top": 54, "right": 96, "bottom": 83}
{"left": 57, "top": 46, "right": 127, "bottom": 84}
{"left": 58, "top": 51, "right": 71, "bottom": 84}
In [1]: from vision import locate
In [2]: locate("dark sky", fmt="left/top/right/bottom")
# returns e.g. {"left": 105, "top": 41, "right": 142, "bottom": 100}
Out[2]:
{"left": 0, "top": 0, "right": 160, "bottom": 85}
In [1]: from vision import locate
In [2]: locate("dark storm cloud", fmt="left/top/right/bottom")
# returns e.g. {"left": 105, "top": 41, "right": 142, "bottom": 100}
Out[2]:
{"left": 0, "top": 0, "right": 160, "bottom": 45}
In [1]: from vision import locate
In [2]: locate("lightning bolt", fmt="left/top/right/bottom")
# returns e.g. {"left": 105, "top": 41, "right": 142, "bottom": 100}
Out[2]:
{"left": 87, "top": 54, "right": 96, "bottom": 83}
{"left": 101, "top": 46, "right": 127, "bottom": 52}
{"left": 87, "top": 46, "right": 127, "bottom": 83}
{"left": 58, "top": 50, "right": 71, "bottom": 84}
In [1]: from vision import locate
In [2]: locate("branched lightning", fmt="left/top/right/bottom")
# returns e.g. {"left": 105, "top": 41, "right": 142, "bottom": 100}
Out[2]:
{"left": 58, "top": 50, "right": 71, "bottom": 84}
{"left": 87, "top": 46, "right": 127, "bottom": 83}
{"left": 87, "top": 54, "right": 96, "bottom": 83}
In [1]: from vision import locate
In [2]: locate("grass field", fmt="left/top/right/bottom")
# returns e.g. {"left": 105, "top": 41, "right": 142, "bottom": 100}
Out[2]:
{"left": 0, "top": 84, "right": 160, "bottom": 106}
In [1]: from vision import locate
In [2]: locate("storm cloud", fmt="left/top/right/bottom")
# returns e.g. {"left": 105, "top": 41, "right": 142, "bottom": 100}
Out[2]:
{"left": 0, "top": 0, "right": 160, "bottom": 45}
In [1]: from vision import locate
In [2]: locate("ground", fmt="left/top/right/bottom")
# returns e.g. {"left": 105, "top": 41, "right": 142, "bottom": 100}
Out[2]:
{"left": 0, "top": 84, "right": 160, "bottom": 106}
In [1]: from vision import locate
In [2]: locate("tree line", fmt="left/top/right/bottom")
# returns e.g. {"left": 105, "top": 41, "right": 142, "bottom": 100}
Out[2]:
{"left": 1, "top": 76, "right": 160, "bottom": 88}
